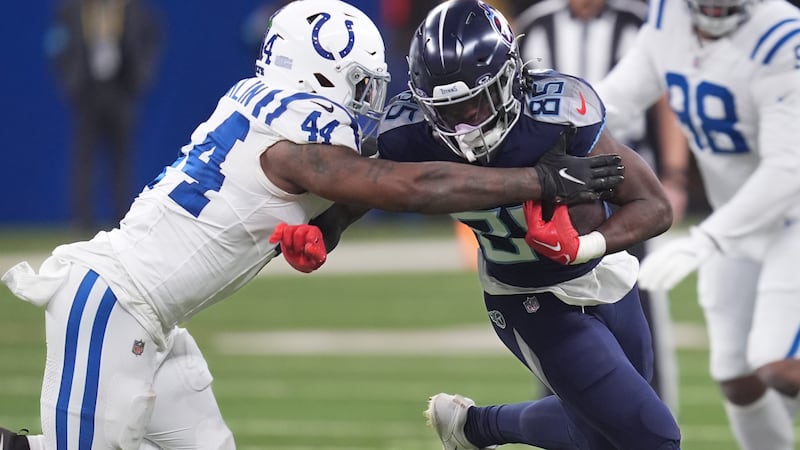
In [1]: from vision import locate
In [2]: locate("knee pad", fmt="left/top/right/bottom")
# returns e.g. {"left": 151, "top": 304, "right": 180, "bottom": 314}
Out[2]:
{"left": 196, "top": 418, "right": 236, "bottom": 450}
{"left": 102, "top": 377, "right": 156, "bottom": 450}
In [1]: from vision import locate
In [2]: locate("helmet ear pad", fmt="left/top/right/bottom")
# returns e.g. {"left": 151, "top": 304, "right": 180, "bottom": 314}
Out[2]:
{"left": 407, "top": 0, "right": 522, "bottom": 163}
{"left": 254, "top": 0, "right": 390, "bottom": 120}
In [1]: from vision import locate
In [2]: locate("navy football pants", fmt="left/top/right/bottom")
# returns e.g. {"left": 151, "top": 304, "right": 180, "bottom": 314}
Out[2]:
{"left": 470, "top": 287, "right": 681, "bottom": 449}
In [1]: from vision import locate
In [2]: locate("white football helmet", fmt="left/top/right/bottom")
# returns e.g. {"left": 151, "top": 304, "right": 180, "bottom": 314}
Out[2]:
{"left": 686, "top": 0, "right": 756, "bottom": 37}
{"left": 255, "top": 0, "right": 390, "bottom": 126}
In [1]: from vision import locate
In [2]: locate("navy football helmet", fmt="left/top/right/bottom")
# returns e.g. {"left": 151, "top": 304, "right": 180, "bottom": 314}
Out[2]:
{"left": 408, "top": 0, "right": 521, "bottom": 163}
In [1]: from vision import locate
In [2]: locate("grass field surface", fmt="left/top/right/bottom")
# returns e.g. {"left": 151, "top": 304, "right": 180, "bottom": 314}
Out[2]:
{"left": 0, "top": 225, "right": 783, "bottom": 449}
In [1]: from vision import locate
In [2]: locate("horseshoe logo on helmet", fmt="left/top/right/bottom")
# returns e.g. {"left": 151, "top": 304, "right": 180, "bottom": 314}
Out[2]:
{"left": 311, "top": 13, "right": 355, "bottom": 60}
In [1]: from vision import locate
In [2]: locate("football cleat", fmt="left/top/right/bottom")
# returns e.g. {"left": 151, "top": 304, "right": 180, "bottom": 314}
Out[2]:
{"left": 0, "top": 427, "right": 29, "bottom": 450}
{"left": 424, "top": 393, "right": 495, "bottom": 450}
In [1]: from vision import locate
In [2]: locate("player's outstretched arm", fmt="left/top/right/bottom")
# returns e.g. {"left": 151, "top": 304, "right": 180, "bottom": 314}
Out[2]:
{"left": 260, "top": 141, "right": 624, "bottom": 214}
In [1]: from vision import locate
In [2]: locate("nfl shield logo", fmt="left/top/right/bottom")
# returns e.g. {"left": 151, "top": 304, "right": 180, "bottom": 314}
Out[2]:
{"left": 132, "top": 340, "right": 145, "bottom": 356}
{"left": 523, "top": 296, "right": 540, "bottom": 313}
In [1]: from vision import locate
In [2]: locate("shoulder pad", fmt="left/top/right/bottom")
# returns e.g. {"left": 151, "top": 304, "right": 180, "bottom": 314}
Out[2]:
{"left": 740, "top": 1, "right": 800, "bottom": 70}
{"left": 248, "top": 88, "right": 360, "bottom": 151}
{"left": 522, "top": 71, "right": 604, "bottom": 127}
{"left": 379, "top": 91, "right": 427, "bottom": 134}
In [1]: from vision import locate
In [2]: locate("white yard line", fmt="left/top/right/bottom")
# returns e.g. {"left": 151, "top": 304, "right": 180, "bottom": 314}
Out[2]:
{"left": 213, "top": 323, "right": 708, "bottom": 356}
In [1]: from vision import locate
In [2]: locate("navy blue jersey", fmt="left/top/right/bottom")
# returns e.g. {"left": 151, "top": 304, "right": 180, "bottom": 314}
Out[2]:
{"left": 378, "top": 71, "right": 607, "bottom": 288}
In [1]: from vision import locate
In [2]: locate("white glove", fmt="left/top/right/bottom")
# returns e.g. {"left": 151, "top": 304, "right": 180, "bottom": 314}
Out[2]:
{"left": 638, "top": 227, "right": 718, "bottom": 291}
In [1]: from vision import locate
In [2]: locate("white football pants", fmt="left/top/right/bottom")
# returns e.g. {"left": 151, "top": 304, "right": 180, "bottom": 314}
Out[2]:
{"left": 40, "top": 264, "right": 234, "bottom": 450}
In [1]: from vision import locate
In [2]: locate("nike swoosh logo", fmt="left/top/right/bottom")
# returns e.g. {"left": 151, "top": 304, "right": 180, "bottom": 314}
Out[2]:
{"left": 559, "top": 168, "right": 586, "bottom": 185}
{"left": 576, "top": 92, "right": 587, "bottom": 115}
{"left": 531, "top": 238, "right": 562, "bottom": 252}
{"left": 312, "top": 101, "right": 334, "bottom": 113}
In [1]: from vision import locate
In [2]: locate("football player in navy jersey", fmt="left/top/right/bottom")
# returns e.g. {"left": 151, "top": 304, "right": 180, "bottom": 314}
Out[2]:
{"left": 303, "top": 0, "right": 681, "bottom": 449}
{"left": 0, "top": 1, "right": 625, "bottom": 449}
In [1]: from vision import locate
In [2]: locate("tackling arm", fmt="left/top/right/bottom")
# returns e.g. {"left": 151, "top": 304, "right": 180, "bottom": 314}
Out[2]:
{"left": 308, "top": 203, "right": 370, "bottom": 253}
{"left": 260, "top": 140, "right": 623, "bottom": 214}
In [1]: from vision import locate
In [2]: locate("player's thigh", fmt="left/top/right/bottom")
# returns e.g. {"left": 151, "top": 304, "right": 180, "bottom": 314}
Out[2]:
{"left": 749, "top": 225, "right": 800, "bottom": 369}
{"left": 42, "top": 265, "right": 162, "bottom": 450}
{"left": 698, "top": 254, "right": 760, "bottom": 381}
{"left": 483, "top": 292, "right": 678, "bottom": 448}
{"left": 146, "top": 328, "right": 234, "bottom": 450}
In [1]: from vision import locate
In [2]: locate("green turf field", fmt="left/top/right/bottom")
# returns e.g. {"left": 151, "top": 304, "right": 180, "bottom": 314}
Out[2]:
{"left": 0, "top": 226, "right": 774, "bottom": 449}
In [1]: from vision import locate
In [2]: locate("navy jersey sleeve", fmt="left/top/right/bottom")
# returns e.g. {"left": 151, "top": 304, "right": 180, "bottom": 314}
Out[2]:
{"left": 522, "top": 70, "right": 606, "bottom": 157}
{"left": 377, "top": 91, "right": 462, "bottom": 163}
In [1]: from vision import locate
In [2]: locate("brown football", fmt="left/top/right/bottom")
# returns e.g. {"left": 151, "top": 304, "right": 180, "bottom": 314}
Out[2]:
{"left": 542, "top": 200, "right": 606, "bottom": 235}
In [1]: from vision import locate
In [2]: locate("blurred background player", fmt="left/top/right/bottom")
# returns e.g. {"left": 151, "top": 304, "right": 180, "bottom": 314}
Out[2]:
{"left": 373, "top": 1, "right": 680, "bottom": 448}
{"left": 45, "top": 0, "right": 163, "bottom": 234}
{"left": 1, "top": 1, "right": 624, "bottom": 449}
{"left": 513, "top": 0, "right": 688, "bottom": 413}
{"left": 598, "top": 0, "right": 800, "bottom": 448}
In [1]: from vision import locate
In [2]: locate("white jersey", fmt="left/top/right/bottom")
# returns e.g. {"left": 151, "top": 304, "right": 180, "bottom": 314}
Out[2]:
{"left": 50, "top": 78, "right": 362, "bottom": 344}
{"left": 597, "top": 0, "right": 800, "bottom": 255}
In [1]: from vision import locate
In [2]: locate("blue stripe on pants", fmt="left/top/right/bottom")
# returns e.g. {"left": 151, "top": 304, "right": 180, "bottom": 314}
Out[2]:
{"left": 79, "top": 287, "right": 117, "bottom": 450}
{"left": 54, "top": 270, "right": 117, "bottom": 450}
{"left": 56, "top": 270, "right": 98, "bottom": 450}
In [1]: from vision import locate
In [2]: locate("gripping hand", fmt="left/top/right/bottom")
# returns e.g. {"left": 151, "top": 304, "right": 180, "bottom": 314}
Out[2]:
{"left": 269, "top": 223, "right": 327, "bottom": 273}
{"left": 535, "top": 130, "right": 624, "bottom": 204}
{"left": 523, "top": 201, "right": 606, "bottom": 265}
{"left": 638, "top": 227, "right": 717, "bottom": 291}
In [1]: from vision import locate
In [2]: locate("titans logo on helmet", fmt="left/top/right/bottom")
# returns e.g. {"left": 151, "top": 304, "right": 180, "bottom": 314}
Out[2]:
{"left": 478, "top": 3, "right": 514, "bottom": 46}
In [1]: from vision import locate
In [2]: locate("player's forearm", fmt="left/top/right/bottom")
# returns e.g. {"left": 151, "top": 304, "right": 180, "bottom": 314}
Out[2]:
{"left": 389, "top": 162, "right": 544, "bottom": 213}
{"left": 309, "top": 203, "right": 369, "bottom": 251}
{"left": 600, "top": 198, "right": 672, "bottom": 254}
{"left": 596, "top": 140, "right": 673, "bottom": 254}
{"left": 700, "top": 163, "right": 800, "bottom": 250}
{"left": 276, "top": 143, "right": 545, "bottom": 213}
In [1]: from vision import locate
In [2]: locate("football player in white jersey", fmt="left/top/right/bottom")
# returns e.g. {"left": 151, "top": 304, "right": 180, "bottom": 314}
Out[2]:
{"left": 597, "top": 0, "right": 800, "bottom": 448}
{"left": 0, "top": 1, "right": 626, "bottom": 449}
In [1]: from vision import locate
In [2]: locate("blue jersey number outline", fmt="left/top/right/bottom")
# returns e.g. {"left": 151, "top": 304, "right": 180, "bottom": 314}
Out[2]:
{"left": 158, "top": 112, "right": 250, "bottom": 217}
{"left": 301, "top": 111, "right": 340, "bottom": 143}
{"left": 666, "top": 72, "right": 749, "bottom": 154}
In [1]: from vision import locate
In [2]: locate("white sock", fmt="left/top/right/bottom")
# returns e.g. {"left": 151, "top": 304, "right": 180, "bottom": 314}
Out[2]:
{"left": 779, "top": 391, "right": 800, "bottom": 418}
{"left": 725, "top": 389, "right": 795, "bottom": 450}
{"left": 25, "top": 435, "right": 45, "bottom": 450}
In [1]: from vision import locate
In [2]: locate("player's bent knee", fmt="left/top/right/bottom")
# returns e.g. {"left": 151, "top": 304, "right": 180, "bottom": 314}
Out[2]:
{"left": 756, "top": 361, "right": 800, "bottom": 396}
{"left": 636, "top": 395, "right": 681, "bottom": 449}
{"left": 196, "top": 418, "right": 236, "bottom": 450}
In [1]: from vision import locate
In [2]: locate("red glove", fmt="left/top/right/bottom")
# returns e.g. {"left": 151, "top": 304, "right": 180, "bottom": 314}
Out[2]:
{"left": 268, "top": 223, "right": 327, "bottom": 273}
{"left": 523, "top": 200, "right": 607, "bottom": 265}
{"left": 523, "top": 201, "right": 580, "bottom": 264}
